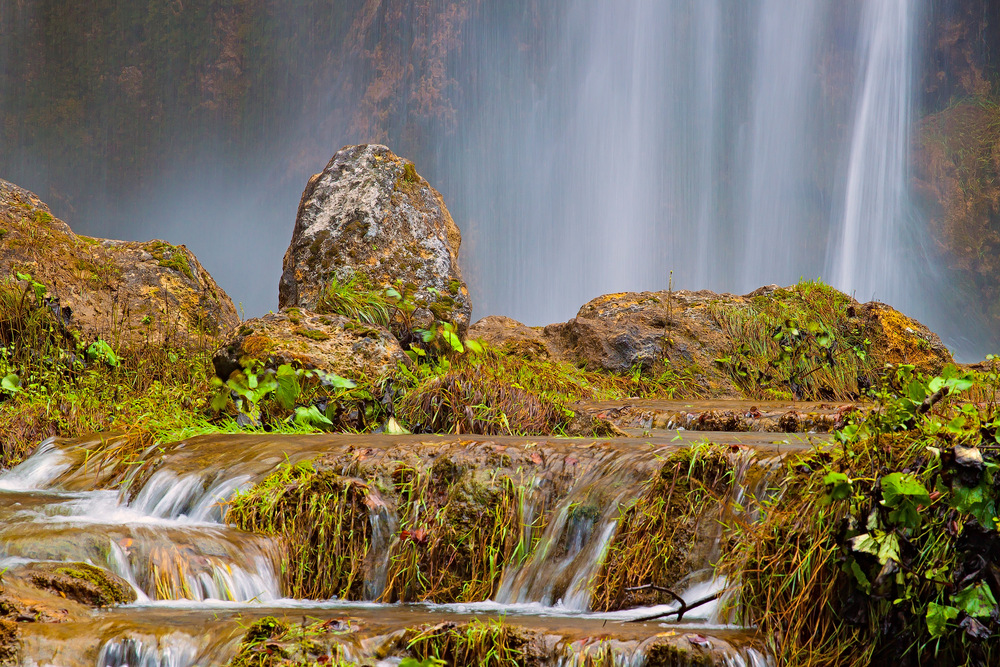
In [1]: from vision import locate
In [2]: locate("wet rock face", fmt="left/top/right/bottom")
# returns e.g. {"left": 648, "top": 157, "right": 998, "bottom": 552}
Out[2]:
{"left": 0, "top": 179, "right": 239, "bottom": 346}
{"left": 279, "top": 144, "right": 471, "bottom": 335}
{"left": 212, "top": 308, "right": 408, "bottom": 381}
{"left": 19, "top": 562, "right": 136, "bottom": 607}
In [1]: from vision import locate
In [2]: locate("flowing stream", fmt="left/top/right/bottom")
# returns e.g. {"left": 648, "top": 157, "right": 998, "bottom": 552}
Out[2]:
{"left": 0, "top": 431, "right": 806, "bottom": 666}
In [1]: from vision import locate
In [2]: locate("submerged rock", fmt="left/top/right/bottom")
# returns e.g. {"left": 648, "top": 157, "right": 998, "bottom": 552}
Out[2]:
{"left": 212, "top": 308, "right": 408, "bottom": 381}
{"left": 279, "top": 144, "right": 471, "bottom": 335}
{"left": 0, "top": 179, "right": 238, "bottom": 345}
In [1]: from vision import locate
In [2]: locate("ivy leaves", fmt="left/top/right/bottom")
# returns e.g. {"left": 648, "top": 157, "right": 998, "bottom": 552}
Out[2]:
{"left": 822, "top": 364, "right": 1000, "bottom": 654}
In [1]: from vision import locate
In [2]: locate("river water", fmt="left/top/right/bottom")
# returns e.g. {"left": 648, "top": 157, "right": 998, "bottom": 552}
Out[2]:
{"left": 0, "top": 432, "right": 802, "bottom": 666}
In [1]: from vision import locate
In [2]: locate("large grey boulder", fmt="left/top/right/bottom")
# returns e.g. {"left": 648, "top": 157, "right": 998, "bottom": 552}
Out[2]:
{"left": 279, "top": 144, "right": 471, "bottom": 335}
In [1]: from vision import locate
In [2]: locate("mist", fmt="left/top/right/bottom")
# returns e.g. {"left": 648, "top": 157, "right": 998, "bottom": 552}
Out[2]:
{"left": 0, "top": 0, "right": 993, "bottom": 359}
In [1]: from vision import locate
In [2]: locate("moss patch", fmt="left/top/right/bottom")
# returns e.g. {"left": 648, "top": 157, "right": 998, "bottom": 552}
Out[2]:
{"left": 149, "top": 241, "right": 194, "bottom": 280}
{"left": 26, "top": 562, "right": 136, "bottom": 607}
{"left": 294, "top": 327, "right": 331, "bottom": 342}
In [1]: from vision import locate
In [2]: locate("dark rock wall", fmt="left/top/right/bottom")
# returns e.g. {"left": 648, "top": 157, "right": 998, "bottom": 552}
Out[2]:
{"left": 913, "top": 1, "right": 1000, "bottom": 331}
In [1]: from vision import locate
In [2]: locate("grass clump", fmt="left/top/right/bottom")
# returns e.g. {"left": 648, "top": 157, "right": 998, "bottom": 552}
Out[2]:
{"left": 720, "top": 363, "right": 1000, "bottom": 666}
{"left": 316, "top": 275, "right": 392, "bottom": 327}
{"left": 405, "top": 619, "right": 528, "bottom": 667}
{"left": 0, "top": 274, "right": 223, "bottom": 468}
{"left": 227, "top": 450, "right": 540, "bottom": 605}
{"left": 710, "top": 280, "right": 877, "bottom": 400}
{"left": 397, "top": 366, "right": 563, "bottom": 435}
{"left": 382, "top": 463, "right": 535, "bottom": 603}
{"left": 395, "top": 344, "right": 695, "bottom": 436}
{"left": 592, "top": 445, "right": 736, "bottom": 611}
{"left": 227, "top": 461, "right": 373, "bottom": 599}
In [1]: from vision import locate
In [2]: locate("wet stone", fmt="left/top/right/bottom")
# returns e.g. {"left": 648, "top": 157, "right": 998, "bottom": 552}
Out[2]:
{"left": 18, "top": 562, "right": 136, "bottom": 607}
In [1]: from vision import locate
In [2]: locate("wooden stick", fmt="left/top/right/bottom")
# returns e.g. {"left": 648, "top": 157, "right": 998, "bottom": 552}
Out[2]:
{"left": 624, "top": 585, "right": 722, "bottom": 623}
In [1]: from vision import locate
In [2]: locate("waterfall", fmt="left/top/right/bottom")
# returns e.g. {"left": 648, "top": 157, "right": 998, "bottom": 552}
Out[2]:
{"left": 0, "top": 0, "right": 947, "bottom": 348}
{"left": 831, "top": 0, "right": 917, "bottom": 303}
{"left": 448, "top": 0, "right": 926, "bottom": 328}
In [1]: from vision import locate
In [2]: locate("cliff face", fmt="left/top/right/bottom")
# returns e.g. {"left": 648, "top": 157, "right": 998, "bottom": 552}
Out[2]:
{"left": 912, "top": 1, "right": 1000, "bottom": 327}
{"left": 918, "top": 0, "right": 1000, "bottom": 109}
{"left": 0, "top": 0, "right": 480, "bottom": 213}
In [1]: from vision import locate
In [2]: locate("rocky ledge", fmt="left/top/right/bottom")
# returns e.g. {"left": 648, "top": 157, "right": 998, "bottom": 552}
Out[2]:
{"left": 0, "top": 179, "right": 238, "bottom": 346}
{"left": 472, "top": 283, "right": 952, "bottom": 401}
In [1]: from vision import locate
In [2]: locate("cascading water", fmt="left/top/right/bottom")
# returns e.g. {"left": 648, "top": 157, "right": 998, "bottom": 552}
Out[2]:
{"left": 0, "top": 431, "right": 789, "bottom": 666}
{"left": 831, "top": 0, "right": 917, "bottom": 304}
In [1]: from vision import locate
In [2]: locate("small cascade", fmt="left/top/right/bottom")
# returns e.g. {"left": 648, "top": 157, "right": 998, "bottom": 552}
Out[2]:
{"left": 130, "top": 470, "right": 253, "bottom": 522}
{"left": 0, "top": 438, "right": 285, "bottom": 605}
{"left": 97, "top": 636, "right": 199, "bottom": 667}
{"left": 497, "top": 486, "right": 629, "bottom": 609}
{"left": 495, "top": 449, "right": 655, "bottom": 609}
{"left": 0, "top": 437, "right": 70, "bottom": 491}
{"left": 496, "top": 443, "right": 782, "bottom": 614}
{"left": 364, "top": 503, "right": 397, "bottom": 600}
{"left": 0, "top": 431, "right": 793, "bottom": 666}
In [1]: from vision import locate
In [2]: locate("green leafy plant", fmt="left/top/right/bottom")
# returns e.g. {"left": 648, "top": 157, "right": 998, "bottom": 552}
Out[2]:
{"left": 722, "top": 363, "right": 1000, "bottom": 666}
{"left": 210, "top": 361, "right": 357, "bottom": 428}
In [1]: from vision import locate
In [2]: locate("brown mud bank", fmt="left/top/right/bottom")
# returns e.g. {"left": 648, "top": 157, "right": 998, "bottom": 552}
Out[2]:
{"left": 574, "top": 398, "right": 863, "bottom": 434}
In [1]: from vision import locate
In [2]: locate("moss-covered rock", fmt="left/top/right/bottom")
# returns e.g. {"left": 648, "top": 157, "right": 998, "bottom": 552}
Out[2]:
{"left": 211, "top": 308, "right": 407, "bottom": 381}
{"left": 20, "top": 562, "right": 136, "bottom": 607}
{"left": 0, "top": 179, "right": 239, "bottom": 346}
{"left": 278, "top": 144, "right": 472, "bottom": 336}
{"left": 472, "top": 283, "right": 953, "bottom": 400}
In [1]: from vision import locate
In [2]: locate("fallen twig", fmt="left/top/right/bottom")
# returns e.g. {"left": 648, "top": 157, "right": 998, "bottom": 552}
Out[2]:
{"left": 624, "top": 584, "right": 722, "bottom": 623}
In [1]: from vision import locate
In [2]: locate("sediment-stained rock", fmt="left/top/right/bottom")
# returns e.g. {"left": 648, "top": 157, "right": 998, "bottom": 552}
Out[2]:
{"left": 19, "top": 561, "right": 136, "bottom": 607}
{"left": 279, "top": 144, "right": 471, "bottom": 335}
{"left": 0, "top": 179, "right": 238, "bottom": 346}
{"left": 470, "top": 283, "right": 953, "bottom": 400}
{"left": 212, "top": 308, "right": 408, "bottom": 381}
